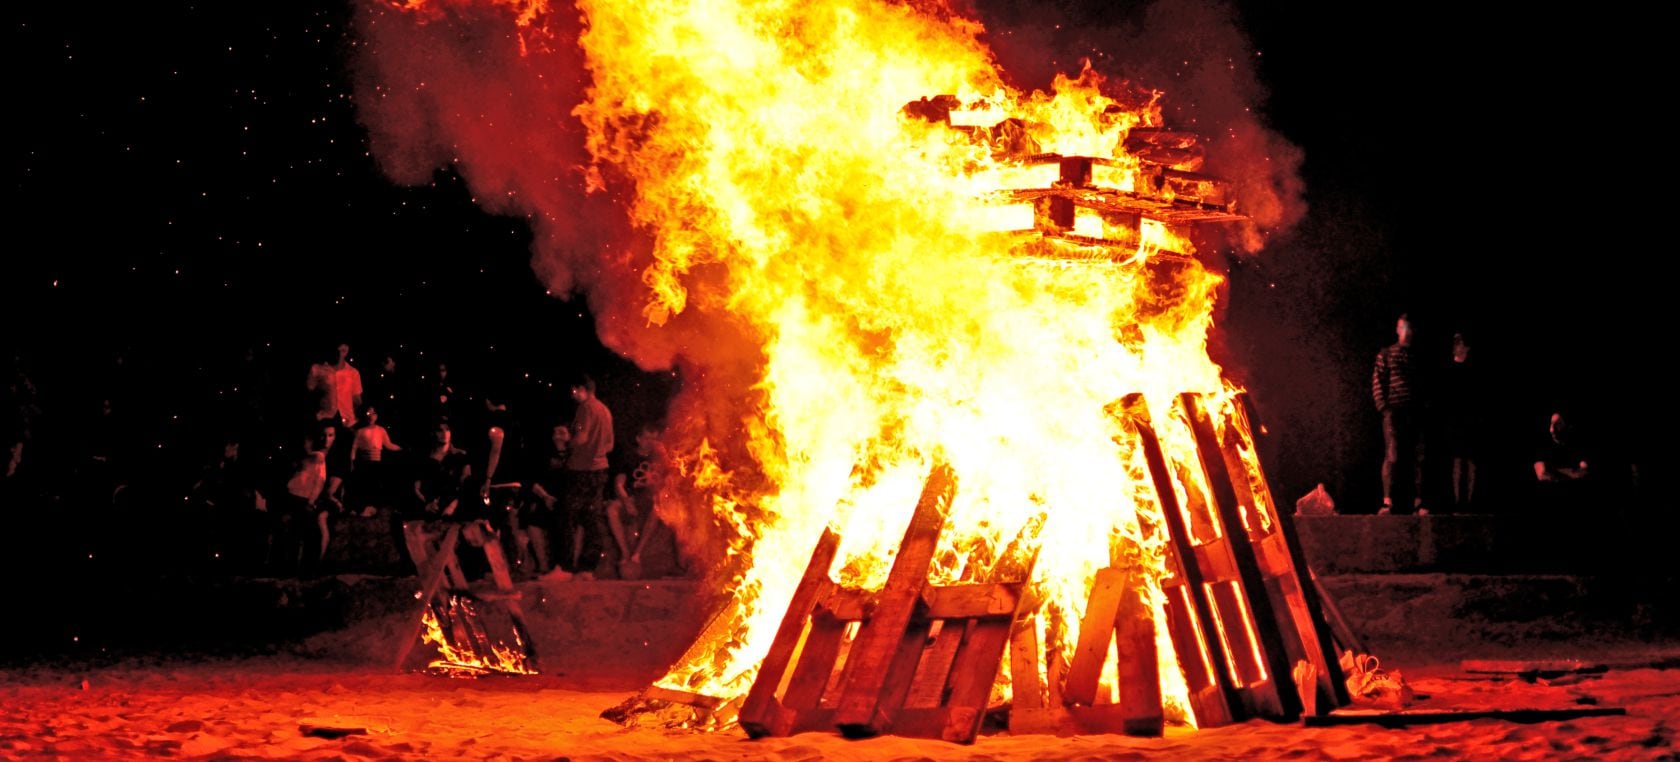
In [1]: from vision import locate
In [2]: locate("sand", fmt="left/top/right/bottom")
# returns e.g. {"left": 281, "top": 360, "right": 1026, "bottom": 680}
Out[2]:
{"left": 2, "top": 652, "right": 1676, "bottom": 761}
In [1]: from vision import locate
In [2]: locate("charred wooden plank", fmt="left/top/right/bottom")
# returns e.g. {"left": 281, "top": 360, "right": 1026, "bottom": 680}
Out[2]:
{"left": 834, "top": 462, "right": 956, "bottom": 737}
{"left": 1064, "top": 569, "right": 1126, "bottom": 706}
{"left": 1114, "top": 581, "right": 1163, "bottom": 736}
{"left": 1120, "top": 394, "right": 1238, "bottom": 727}
{"left": 1009, "top": 618, "right": 1045, "bottom": 712}
{"left": 940, "top": 616, "right": 1016, "bottom": 744}
{"left": 920, "top": 583, "right": 1020, "bottom": 620}
{"left": 1183, "top": 393, "right": 1298, "bottom": 719}
{"left": 740, "top": 528, "right": 842, "bottom": 738}
{"left": 395, "top": 523, "right": 462, "bottom": 671}
{"left": 1303, "top": 706, "right": 1627, "bottom": 728}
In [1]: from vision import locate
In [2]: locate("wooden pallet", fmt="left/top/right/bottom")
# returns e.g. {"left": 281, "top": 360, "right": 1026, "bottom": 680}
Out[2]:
{"left": 739, "top": 462, "right": 1037, "bottom": 744}
{"left": 395, "top": 519, "right": 537, "bottom": 674}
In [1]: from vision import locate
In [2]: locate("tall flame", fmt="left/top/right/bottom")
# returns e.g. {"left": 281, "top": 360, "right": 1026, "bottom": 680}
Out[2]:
{"left": 360, "top": 0, "right": 1273, "bottom": 726}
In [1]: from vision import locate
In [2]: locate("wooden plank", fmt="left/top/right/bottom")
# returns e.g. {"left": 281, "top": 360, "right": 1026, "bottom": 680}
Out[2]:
{"left": 1229, "top": 394, "right": 1349, "bottom": 710}
{"left": 1046, "top": 641, "right": 1069, "bottom": 709}
{"left": 395, "top": 523, "right": 461, "bottom": 671}
{"left": 864, "top": 619, "right": 936, "bottom": 734}
{"left": 921, "top": 583, "right": 1020, "bottom": 620}
{"left": 643, "top": 685, "right": 731, "bottom": 710}
{"left": 740, "top": 528, "right": 842, "bottom": 739}
{"left": 1461, "top": 659, "right": 1599, "bottom": 675}
{"left": 1311, "top": 570, "right": 1365, "bottom": 656}
{"left": 1182, "top": 393, "right": 1298, "bottom": 719}
{"left": 834, "top": 462, "right": 955, "bottom": 737}
{"left": 904, "top": 620, "right": 966, "bottom": 708}
{"left": 1114, "top": 582, "right": 1163, "bottom": 736}
{"left": 1120, "top": 394, "right": 1238, "bottom": 726}
{"left": 779, "top": 612, "right": 850, "bottom": 711}
{"left": 1064, "top": 568, "right": 1126, "bottom": 706}
{"left": 1303, "top": 706, "right": 1627, "bottom": 728}
{"left": 823, "top": 587, "right": 871, "bottom": 622}
{"left": 1009, "top": 619, "right": 1044, "bottom": 711}
{"left": 940, "top": 616, "right": 1016, "bottom": 743}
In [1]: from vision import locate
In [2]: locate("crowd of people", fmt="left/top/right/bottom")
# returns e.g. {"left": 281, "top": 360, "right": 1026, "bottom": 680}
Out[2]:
{"left": 1370, "top": 314, "right": 1611, "bottom": 515}
{"left": 1, "top": 343, "right": 678, "bottom": 582}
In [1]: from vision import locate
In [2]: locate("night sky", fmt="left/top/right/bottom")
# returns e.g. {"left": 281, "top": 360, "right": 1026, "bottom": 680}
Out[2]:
{"left": 9, "top": 2, "right": 1659, "bottom": 510}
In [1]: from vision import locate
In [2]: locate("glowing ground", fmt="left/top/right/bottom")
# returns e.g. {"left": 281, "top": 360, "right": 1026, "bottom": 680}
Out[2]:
{"left": 3, "top": 651, "right": 1676, "bottom": 760}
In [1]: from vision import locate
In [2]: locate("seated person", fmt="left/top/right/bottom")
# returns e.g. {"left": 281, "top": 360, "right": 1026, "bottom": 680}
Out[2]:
{"left": 605, "top": 426, "right": 680, "bottom": 580}
{"left": 412, "top": 421, "right": 472, "bottom": 519}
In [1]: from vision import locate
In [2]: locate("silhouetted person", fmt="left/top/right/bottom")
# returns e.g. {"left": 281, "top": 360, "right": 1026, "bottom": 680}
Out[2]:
{"left": 191, "top": 437, "right": 266, "bottom": 572}
{"left": 328, "top": 343, "right": 364, "bottom": 428}
{"left": 1534, "top": 411, "right": 1592, "bottom": 515}
{"left": 351, "top": 405, "right": 402, "bottom": 516}
{"left": 558, "top": 375, "right": 613, "bottom": 579}
{"left": 277, "top": 424, "right": 335, "bottom": 575}
{"left": 413, "top": 421, "right": 472, "bottom": 519}
{"left": 606, "top": 426, "right": 677, "bottom": 580}
{"left": 528, "top": 424, "right": 570, "bottom": 575}
{"left": 1372, "top": 314, "right": 1426, "bottom": 514}
{"left": 1441, "top": 332, "right": 1482, "bottom": 510}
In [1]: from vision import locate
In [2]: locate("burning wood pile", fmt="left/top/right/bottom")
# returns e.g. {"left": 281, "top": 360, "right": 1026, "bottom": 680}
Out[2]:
{"left": 607, "top": 97, "right": 1350, "bottom": 742}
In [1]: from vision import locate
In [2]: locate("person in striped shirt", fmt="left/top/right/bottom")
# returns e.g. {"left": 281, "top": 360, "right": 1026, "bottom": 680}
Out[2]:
{"left": 1372, "top": 314, "right": 1426, "bottom": 514}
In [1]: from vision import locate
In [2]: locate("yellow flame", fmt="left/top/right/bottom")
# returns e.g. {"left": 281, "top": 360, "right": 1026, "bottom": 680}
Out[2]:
{"left": 419, "top": 597, "right": 538, "bottom": 677}
{"left": 389, "top": 0, "right": 1269, "bottom": 728}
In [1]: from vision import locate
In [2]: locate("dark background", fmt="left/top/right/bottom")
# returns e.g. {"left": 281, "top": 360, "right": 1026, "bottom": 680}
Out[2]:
{"left": 8, "top": 2, "right": 1660, "bottom": 514}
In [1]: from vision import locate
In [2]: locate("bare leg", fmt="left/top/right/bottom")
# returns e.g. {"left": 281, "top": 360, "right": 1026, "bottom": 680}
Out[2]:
{"left": 316, "top": 510, "right": 331, "bottom": 566}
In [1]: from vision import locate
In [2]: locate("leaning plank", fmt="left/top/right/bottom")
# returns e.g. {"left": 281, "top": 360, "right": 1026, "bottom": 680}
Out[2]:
{"left": 395, "top": 523, "right": 462, "bottom": 671}
{"left": 1303, "top": 706, "right": 1626, "bottom": 728}
{"left": 1114, "top": 581, "right": 1163, "bottom": 736}
{"left": 1063, "top": 569, "right": 1127, "bottom": 706}
{"left": 834, "top": 462, "right": 956, "bottom": 737}
{"left": 739, "top": 528, "right": 842, "bottom": 738}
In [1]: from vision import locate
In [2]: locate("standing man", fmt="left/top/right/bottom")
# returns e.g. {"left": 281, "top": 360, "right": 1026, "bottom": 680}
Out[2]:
{"left": 329, "top": 343, "right": 364, "bottom": 428}
{"left": 1372, "top": 314, "right": 1426, "bottom": 515}
{"left": 560, "top": 375, "right": 614, "bottom": 580}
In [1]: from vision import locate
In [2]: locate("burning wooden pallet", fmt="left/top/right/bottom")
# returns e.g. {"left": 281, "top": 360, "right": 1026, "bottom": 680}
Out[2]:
{"left": 395, "top": 520, "right": 538, "bottom": 676}
{"left": 710, "top": 392, "right": 1348, "bottom": 742}
{"left": 737, "top": 463, "right": 1036, "bottom": 744}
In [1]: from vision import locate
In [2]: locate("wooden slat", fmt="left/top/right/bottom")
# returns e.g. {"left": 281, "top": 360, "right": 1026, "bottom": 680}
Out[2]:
{"left": 834, "top": 462, "right": 956, "bottom": 737}
{"left": 395, "top": 523, "right": 461, "bottom": 671}
{"left": 1182, "top": 393, "right": 1299, "bottom": 719}
{"left": 1064, "top": 568, "right": 1126, "bottom": 706}
{"left": 1223, "top": 396, "right": 1349, "bottom": 711}
{"left": 863, "top": 620, "right": 936, "bottom": 735}
{"left": 921, "top": 583, "right": 1020, "bottom": 620}
{"left": 1120, "top": 394, "right": 1238, "bottom": 727}
{"left": 905, "top": 620, "right": 966, "bottom": 708}
{"left": 940, "top": 616, "right": 1016, "bottom": 743}
{"left": 1304, "top": 706, "right": 1627, "bottom": 728}
{"left": 823, "top": 587, "right": 871, "bottom": 622}
{"left": 1114, "top": 582, "right": 1163, "bottom": 736}
{"left": 740, "top": 528, "right": 842, "bottom": 739}
{"left": 644, "top": 685, "right": 731, "bottom": 710}
{"left": 1009, "top": 619, "right": 1044, "bottom": 711}
{"left": 779, "top": 612, "right": 849, "bottom": 712}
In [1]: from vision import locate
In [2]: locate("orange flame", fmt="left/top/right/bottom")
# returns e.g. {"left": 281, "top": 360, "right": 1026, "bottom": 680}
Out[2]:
{"left": 375, "top": 0, "right": 1268, "bottom": 727}
{"left": 419, "top": 596, "right": 538, "bottom": 677}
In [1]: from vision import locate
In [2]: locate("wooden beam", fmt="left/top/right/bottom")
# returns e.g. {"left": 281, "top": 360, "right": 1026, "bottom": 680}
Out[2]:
{"left": 1064, "top": 568, "right": 1126, "bottom": 706}
{"left": 1182, "top": 393, "right": 1299, "bottom": 719}
{"left": 834, "top": 462, "right": 956, "bottom": 738}
{"left": 920, "top": 583, "right": 1020, "bottom": 620}
{"left": 1303, "top": 706, "right": 1627, "bottom": 728}
{"left": 740, "top": 528, "right": 842, "bottom": 739}
{"left": 1114, "top": 581, "right": 1163, "bottom": 736}
{"left": 1229, "top": 395, "right": 1350, "bottom": 710}
{"left": 395, "top": 523, "right": 461, "bottom": 671}
{"left": 1009, "top": 618, "right": 1044, "bottom": 711}
{"left": 1120, "top": 394, "right": 1238, "bottom": 727}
